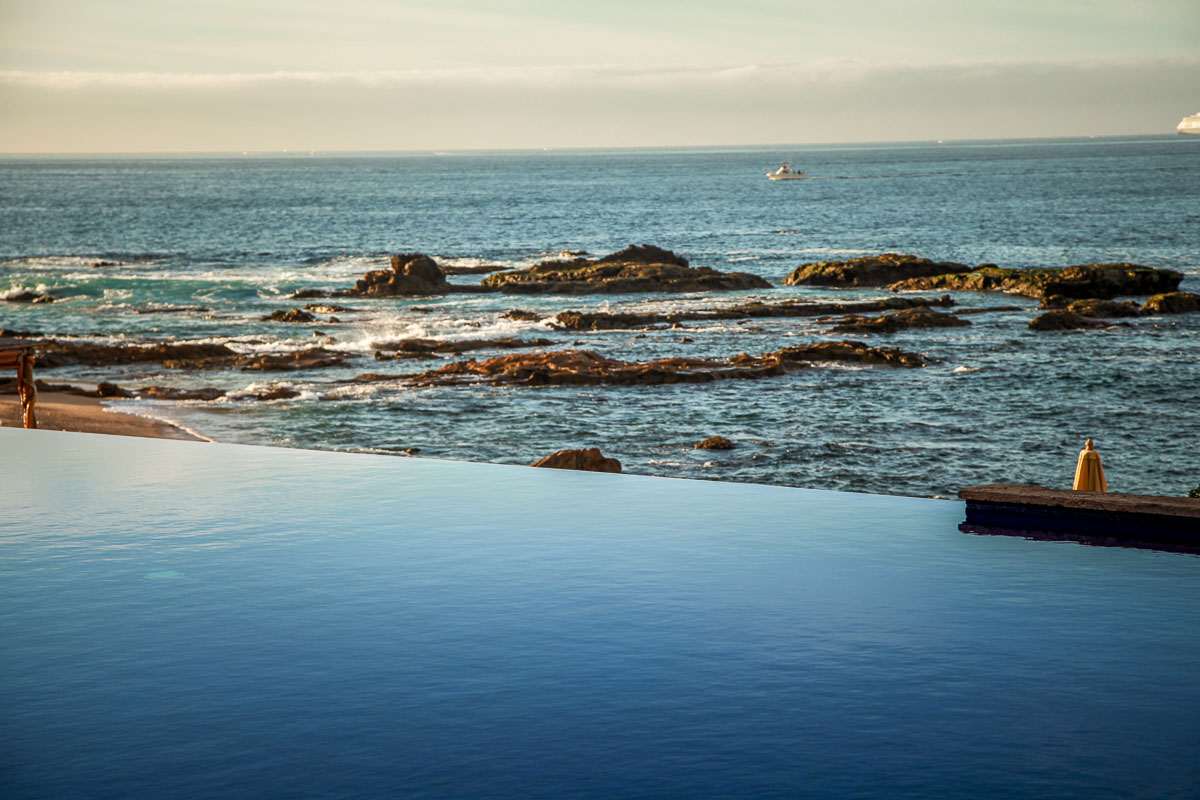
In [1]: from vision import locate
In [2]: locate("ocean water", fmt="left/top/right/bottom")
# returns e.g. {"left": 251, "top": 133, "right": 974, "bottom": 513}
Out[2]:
{"left": 2, "top": 136, "right": 1198, "bottom": 497}
{"left": 2, "top": 430, "right": 1198, "bottom": 799}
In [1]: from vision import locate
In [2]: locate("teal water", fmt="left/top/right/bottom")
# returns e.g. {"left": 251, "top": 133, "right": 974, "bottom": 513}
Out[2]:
{"left": 1, "top": 430, "right": 1197, "bottom": 798}
{"left": 2, "top": 137, "right": 1198, "bottom": 496}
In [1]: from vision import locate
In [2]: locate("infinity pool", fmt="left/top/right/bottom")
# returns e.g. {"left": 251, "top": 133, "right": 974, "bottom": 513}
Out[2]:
{"left": 1, "top": 430, "right": 1197, "bottom": 798}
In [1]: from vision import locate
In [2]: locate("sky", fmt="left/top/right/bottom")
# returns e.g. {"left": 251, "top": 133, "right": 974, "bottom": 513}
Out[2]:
{"left": 0, "top": 0, "right": 1197, "bottom": 152}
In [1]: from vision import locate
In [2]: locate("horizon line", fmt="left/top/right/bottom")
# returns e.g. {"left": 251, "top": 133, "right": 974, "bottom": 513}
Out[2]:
{"left": 0, "top": 132, "right": 1187, "bottom": 158}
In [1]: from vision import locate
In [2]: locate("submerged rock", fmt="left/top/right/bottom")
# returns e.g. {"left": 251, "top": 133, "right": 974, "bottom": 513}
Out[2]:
{"left": 828, "top": 307, "right": 971, "bottom": 334}
{"left": 262, "top": 308, "right": 316, "bottom": 323}
{"left": 531, "top": 448, "right": 622, "bottom": 473}
{"left": 501, "top": 309, "right": 544, "bottom": 322}
{"left": 784, "top": 253, "right": 973, "bottom": 287}
{"left": 890, "top": 263, "right": 1182, "bottom": 299}
{"left": 694, "top": 436, "right": 735, "bottom": 450}
{"left": 482, "top": 245, "right": 772, "bottom": 294}
{"left": 345, "top": 253, "right": 450, "bottom": 297}
{"left": 304, "top": 303, "right": 354, "bottom": 314}
{"left": 237, "top": 348, "right": 347, "bottom": 372}
{"left": 136, "top": 385, "right": 228, "bottom": 401}
{"left": 97, "top": 381, "right": 133, "bottom": 398}
{"left": 1142, "top": 292, "right": 1200, "bottom": 314}
{"left": 1027, "top": 311, "right": 1110, "bottom": 331}
{"left": 289, "top": 288, "right": 327, "bottom": 299}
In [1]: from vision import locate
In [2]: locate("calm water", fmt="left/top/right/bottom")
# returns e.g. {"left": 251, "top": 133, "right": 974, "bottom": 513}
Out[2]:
{"left": 2, "top": 137, "right": 1198, "bottom": 496}
{"left": 1, "top": 430, "right": 1198, "bottom": 799}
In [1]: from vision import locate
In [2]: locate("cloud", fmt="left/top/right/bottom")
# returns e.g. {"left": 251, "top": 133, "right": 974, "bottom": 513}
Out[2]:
{"left": 1, "top": 57, "right": 1196, "bottom": 151}
{"left": 4, "top": 56, "right": 1195, "bottom": 92}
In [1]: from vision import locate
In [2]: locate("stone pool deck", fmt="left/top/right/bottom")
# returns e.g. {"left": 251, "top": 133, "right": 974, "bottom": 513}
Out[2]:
{"left": 959, "top": 483, "right": 1200, "bottom": 554}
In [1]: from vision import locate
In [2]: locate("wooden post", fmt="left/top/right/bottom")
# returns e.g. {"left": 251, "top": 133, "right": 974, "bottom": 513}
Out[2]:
{"left": 17, "top": 352, "right": 37, "bottom": 429}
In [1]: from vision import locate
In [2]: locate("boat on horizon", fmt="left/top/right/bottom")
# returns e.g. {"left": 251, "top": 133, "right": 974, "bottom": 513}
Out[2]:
{"left": 1177, "top": 113, "right": 1200, "bottom": 135}
{"left": 766, "top": 161, "right": 807, "bottom": 181}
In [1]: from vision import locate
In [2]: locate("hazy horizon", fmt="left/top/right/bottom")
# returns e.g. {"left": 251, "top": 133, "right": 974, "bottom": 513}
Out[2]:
{"left": 2, "top": 1, "right": 1198, "bottom": 153}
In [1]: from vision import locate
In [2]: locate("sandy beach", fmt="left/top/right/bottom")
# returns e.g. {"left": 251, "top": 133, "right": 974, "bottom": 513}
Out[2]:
{"left": 0, "top": 392, "right": 202, "bottom": 441}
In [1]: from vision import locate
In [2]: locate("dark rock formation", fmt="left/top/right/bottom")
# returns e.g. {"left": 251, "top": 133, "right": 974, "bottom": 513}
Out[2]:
{"left": 1027, "top": 311, "right": 1109, "bottom": 331}
{"left": 304, "top": 303, "right": 353, "bottom": 313}
{"left": 482, "top": 245, "right": 771, "bottom": 294}
{"left": 249, "top": 386, "right": 301, "bottom": 401}
{"left": 951, "top": 305, "right": 1027, "bottom": 315}
{"left": 97, "top": 381, "right": 133, "bottom": 398}
{"left": 237, "top": 348, "right": 347, "bottom": 372}
{"left": 289, "top": 289, "right": 327, "bottom": 299}
{"left": 371, "top": 337, "right": 554, "bottom": 357}
{"left": 694, "top": 436, "right": 735, "bottom": 450}
{"left": 345, "top": 254, "right": 450, "bottom": 297}
{"left": 262, "top": 308, "right": 316, "bottom": 323}
{"left": 531, "top": 448, "right": 622, "bottom": 473}
{"left": 553, "top": 296, "right": 954, "bottom": 331}
{"left": 890, "top": 263, "right": 1182, "bottom": 299}
{"left": 1142, "top": 292, "right": 1200, "bottom": 314}
{"left": 376, "top": 341, "right": 924, "bottom": 388}
{"left": 4, "top": 289, "right": 57, "bottom": 303}
{"left": 137, "top": 386, "right": 227, "bottom": 401}
{"left": 502, "top": 309, "right": 543, "bottom": 321}
{"left": 1062, "top": 299, "right": 1144, "bottom": 318}
{"left": 784, "top": 253, "right": 973, "bottom": 287}
{"left": 35, "top": 341, "right": 238, "bottom": 369}
{"left": 828, "top": 307, "right": 971, "bottom": 334}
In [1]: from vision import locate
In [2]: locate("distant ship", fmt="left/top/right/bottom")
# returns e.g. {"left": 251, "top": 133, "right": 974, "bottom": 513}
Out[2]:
{"left": 1178, "top": 113, "right": 1200, "bottom": 135}
{"left": 766, "top": 161, "right": 807, "bottom": 181}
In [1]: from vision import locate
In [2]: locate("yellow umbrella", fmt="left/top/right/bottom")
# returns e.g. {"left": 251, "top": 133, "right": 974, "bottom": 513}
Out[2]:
{"left": 1073, "top": 439, "right": 1108, "bottom": 492}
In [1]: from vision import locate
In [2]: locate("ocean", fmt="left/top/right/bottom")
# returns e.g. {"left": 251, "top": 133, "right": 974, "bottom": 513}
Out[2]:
{"left": 2, "top": 136, "right": 1198, "bottom": 497}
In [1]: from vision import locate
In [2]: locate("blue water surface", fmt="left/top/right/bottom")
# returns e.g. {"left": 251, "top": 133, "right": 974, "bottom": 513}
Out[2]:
{"left": 1, "top": 429, "right": 1197, "bottom": 798}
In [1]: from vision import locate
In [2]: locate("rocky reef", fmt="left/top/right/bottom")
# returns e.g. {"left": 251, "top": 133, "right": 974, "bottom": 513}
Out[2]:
{"left": 890, "top": 263, "right": 1182, "bottom": 299}
{"left": 694, "top": 436, "right": 735, "bottom": 450}
{"left": 31, "top": 340, "right": 350, "bottom": 372}
{"left": 531, "top": 448, "right": 622, "bottom": 473}
{"left": 372, "top": 337, "right": 553, "bottom": 359}
{"left": 1143, "top": 292, "right": 1200, "bottom": 314}
{"left": 784, "top": 253, "right": 973, "bottom": 287}
{"left": 481, "top": 245, "right": 772, "bottom": 294}
{"left": 1027, "top": 311, "right": 1111, "bottom": 331}
{"left": 366, "top": 341, "right": 924, "bottom": 388}
{"left": 827, "top": 307, "right": 971, "bottom": 334}
{"left": 552, "top": 295, "right": 954, "bottom": 331}
{"left": 343, "top": 254, "right": 451, "bottom": 297}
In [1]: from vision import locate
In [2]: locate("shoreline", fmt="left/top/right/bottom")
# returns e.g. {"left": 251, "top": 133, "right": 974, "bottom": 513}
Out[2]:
{"left": 0, "top": 391, "right": 203, "bottom": 441}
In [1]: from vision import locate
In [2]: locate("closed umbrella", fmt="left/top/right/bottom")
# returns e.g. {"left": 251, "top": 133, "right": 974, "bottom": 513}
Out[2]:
{"left": 1073, "top": 439, "right": 1108, "bottom": 492}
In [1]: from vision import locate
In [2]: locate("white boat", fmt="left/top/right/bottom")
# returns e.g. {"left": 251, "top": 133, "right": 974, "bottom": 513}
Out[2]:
{"left": 1177, "top": 113, "right": 1200, "bottom": 135}
{"left": 766, "top": 161, "right": 807, "bottom": 181}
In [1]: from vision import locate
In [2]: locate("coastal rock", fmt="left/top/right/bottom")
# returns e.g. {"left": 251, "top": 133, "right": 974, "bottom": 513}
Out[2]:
{"left": 136, "top": 385, "right": 227, "bottom": 401}
{"left": 1142, "top": 292, "right": 1200, "bottom": 314}
{"left": 502, "top": 309, "right": 543, "bottom": 321}
{"left": 828, "top": 307, "right": 971, "bottom": 334}
{"left": 1027, "top": 311, "right": 1109, "bottom": 331}
{"left": 481, "top": 245, "right": 772, "bottom": 294}
{"left": 289, "top": 289, "right": 327, "bottom": 299}
{"left": 346, "top": 253, "right": 450, "bottom": 297}
{"left": 441, "top": 264, "right": 510, "bottom": 275}
{"left": 371, "top": 336, "right": 554, "bottom": 356}
{"left": 97, "top": 381, "right": 133, "bottom": 398}
{"left": 3, "top": 289, "right": 57, "bottom": 304}
{"left": 552, "top": 296, "right": 955, "bottom": 331}
{"left": 890, "top": 263, "right": 1183, "bottom": 299}
{"left": 262, "top": 308, "right": 316, "bottom": 323}
{"left": 304, "top": 303, "right": 353, "bottom": 313}
{"left": 694, "top": 436, "right": 735, "bottom": 450}
{"left": 35, "top": 341, "right": 238, "bottom": 369}
{"left": 237, "top": 348, "right": 348, "bottom": 372}
{"left": 249, "top": 387, "right": 301, "bottom": 401}
{"left": 389, "top": 341, "right": 925, "bottom": 388}
{"left": 1062, "top": 299, "right": 1143, "bottom": 318}
{"left": 784, "top": 253, "right": 973, "bottom": 287}
{"left": 531, "top": 448, "right": 622, "bottom": 473}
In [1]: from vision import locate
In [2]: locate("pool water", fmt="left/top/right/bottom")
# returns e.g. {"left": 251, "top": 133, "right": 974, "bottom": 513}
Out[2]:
{"left": 1, "top": 429, "right": 1197, "bottom": 798}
